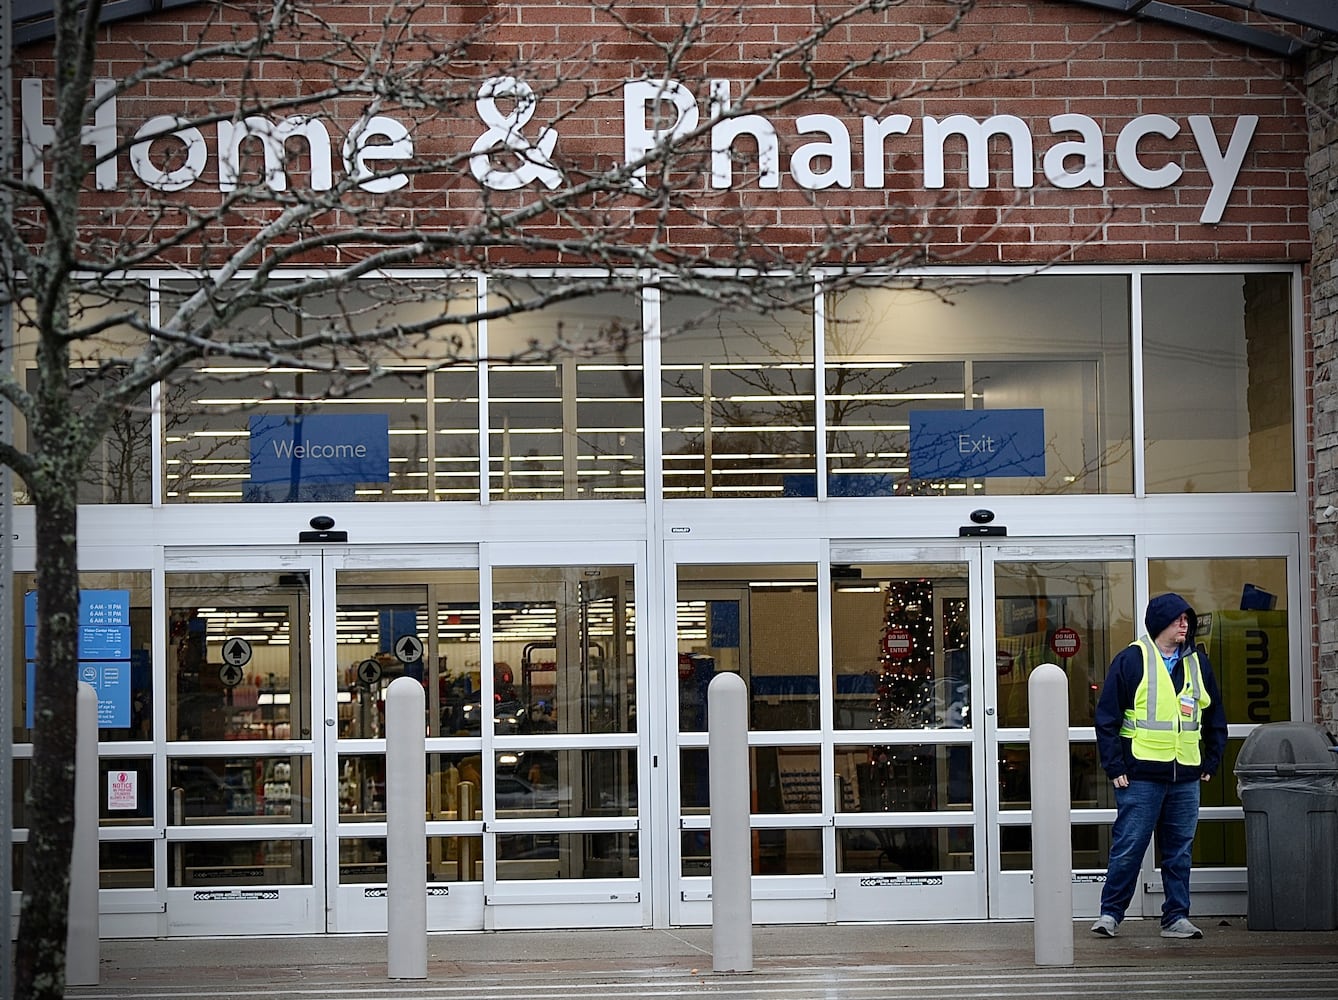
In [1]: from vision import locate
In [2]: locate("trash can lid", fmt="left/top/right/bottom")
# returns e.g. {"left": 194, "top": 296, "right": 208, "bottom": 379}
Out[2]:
{"left": 1234, "top": 721, "right": 1338, "bottom": 773}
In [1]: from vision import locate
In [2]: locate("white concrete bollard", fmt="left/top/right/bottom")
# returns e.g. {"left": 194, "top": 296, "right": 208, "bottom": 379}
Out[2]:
{"left": 386, "top": 676, "right": 427, "bottom": 980}
{"left": 66, "top": 681, "right": 99, "bottom": 986}
{"left": 708, "top": 671, "right": 753, "bottom": 973}
{"left": 1028, "top": 662, "right": 1074, "bottom": 967}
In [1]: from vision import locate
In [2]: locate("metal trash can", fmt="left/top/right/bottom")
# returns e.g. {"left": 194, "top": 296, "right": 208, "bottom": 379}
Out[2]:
{"left": 1234, "top": 722, "right": 1338, "bottom": 930}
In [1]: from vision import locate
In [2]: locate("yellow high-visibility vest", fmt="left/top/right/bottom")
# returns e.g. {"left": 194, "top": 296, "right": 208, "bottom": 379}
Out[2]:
{"left": 1118, "top": 636, "right": 1210, "bottom": 766}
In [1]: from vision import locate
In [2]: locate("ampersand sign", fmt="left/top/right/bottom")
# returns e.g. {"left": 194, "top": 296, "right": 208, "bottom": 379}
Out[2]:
{"left": 470, "top": 76, "right": 563, "bottom": 191}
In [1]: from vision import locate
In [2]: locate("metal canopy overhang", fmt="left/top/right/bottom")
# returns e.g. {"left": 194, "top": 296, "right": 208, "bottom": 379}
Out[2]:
{"left": 12, "top": 0, "right": 201, "bottom": 45}
{"left": 1064, "top": 0, "right": 1338, "bottom": 57}
{"left": 11, "top": 0, "right": 1338, "bottom": 53}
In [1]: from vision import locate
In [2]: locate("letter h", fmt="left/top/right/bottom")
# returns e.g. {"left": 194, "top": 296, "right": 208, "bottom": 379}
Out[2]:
{"left": 22, "top": 78, "right": 118, "bottom": 190}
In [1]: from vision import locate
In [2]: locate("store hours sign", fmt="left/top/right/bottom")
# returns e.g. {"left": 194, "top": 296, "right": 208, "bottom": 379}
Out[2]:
{"left": 25, "top": 589, "right": 132, "bottom": 728}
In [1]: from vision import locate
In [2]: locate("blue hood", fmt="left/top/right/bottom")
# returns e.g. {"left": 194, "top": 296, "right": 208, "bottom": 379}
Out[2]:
{"left": 1145, "top": 592, "right": 1196, "bottom": 649}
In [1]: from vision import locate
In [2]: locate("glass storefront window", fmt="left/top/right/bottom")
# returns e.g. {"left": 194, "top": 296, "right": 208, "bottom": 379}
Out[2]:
{"left": 339, "top": 752, "right": 487, "bottom": 823}
{"left": 99, "top": 757, "right": 154, "bottom": 825}
{"left": 681, "top": 828, "right": 823, "bottom": 876}
{"left": 168, "top": 755, "right": 311, "bottom": 824}
{"left": 835, "top": 744, "right": 973, "bottom": 812}
{"left": 11, "top": 286, "right": 153, "bottom": 504}
{"left": 1148, "top": 557, "right": 1291, "bottom": 725}
{"left": 166, "top": 572, "right": 310, "bottom": 742}
{"left": 679, "top": 745, "right": 824, "bottom": 814}
{"left": 11, "top": 571, "right": 153, "bottom": 743}
{"left": 1001, "top": 825, "right": 1112, "bottom": 872}
{"left": 836, "top": 826, "right": 974, "bottom": 873}
{"left": 661, "top": 289, "right": 816, "bottom": 497}
{"left": 676, "top": 563, "right": 818, "bottom": 731}
{"left": 1143, "top": 273, "right": 1293, "bottom": 493}
{"left": 830, "top": 563, "right": 970, "bottom": 731}
{"left": 161, "top": 280, "right": 478, "bottom": 502}
{"left": 825, "top": 275, "right": 1132, "bottom": 496}
{"left": 168, "top": 839, "right": 311, "bottom": 887}
{"left": 495, "top": 832, "right": 638, "bottom": 880}
{"left": 486, "top": 280, "right": 644, "bottom": 500}
{"left": 493, "top": 748, "right": 636, "bottom": 819}
{"left": 333, "top": 570, "right": 481, "bottom": 739}
{"left": 101, "top": 842, "right": 154, "bottom": 889}
{"left": 993, "top": 560, "right": 1135, "bottom": 729}
{"left": 492, "top": 565, "right": 636, "bottom": 736}
{"left": 995, "top": 743, "right": 1116, "bottom": 811}
{"left": 339, "top": 836, "right": 485, "bottom": 883}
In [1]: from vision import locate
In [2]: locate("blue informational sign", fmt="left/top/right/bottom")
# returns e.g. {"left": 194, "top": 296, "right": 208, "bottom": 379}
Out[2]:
{"left": 79, "top": 663, "right": 132, "bottom": 728}
{"left": 25, "top": 589, "right": 133, "bottom": 729}
{"left": 709, "top": 601, "right": 741, "bottom": 649}
{"left": 381, "top": 608, "right": 423, "bottom": 680}
{"left": 909, "top": 409, "right": 1046, "bottom": 479}
{"left": 249, "top": 413, "right": 390, "bottom": 487}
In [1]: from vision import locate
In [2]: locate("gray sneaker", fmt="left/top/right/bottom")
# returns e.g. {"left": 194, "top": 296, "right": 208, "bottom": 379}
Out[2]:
{"left": 1090, "top": 915, "right": 1119, "bottom": 937}
{"left": 1160, "top": 917, "right": 1203, "bottom": 939}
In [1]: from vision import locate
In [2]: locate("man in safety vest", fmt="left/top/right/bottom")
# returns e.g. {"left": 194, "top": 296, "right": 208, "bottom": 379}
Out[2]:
{"left": 1090, "top": 592, "right": 1227, "bottom": 939}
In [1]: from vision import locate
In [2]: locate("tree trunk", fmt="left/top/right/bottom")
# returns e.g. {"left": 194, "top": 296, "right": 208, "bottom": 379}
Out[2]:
{"left": 14, "top": 484, "right": 81, "bottom": 1000}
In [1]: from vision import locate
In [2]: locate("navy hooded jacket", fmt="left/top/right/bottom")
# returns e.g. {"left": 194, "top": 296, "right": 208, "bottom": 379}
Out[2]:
{"left": 1094, "top": 593, "right": 1228, "bottom": 784}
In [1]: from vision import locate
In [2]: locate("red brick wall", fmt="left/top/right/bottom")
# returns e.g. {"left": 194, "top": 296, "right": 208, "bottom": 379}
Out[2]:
{"left": 13, "top": 0, "right": 1312, "bottom": 267}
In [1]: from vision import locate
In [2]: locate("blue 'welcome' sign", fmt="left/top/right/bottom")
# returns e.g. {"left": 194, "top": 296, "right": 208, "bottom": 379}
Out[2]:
{"left": 909, "top": 409, "right": 1045, "bottom": 479}
{"left": 249, "top": 414, "right": 390, "bottom": 486}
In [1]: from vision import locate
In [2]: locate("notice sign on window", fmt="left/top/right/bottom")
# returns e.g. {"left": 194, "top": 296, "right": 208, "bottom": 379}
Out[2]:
{"left": 909, "top": 409, "right": 1045, "bottom": 480}
{"left": 249, "top": 414, "right": 390, "bottom": 486}
{"left": 108, "top": 770, "right": 138, "bottom": 811}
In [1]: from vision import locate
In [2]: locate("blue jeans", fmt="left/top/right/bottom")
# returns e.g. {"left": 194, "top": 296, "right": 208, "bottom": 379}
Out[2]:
{"left": 1099, "top": 778, "right": 1201, "bottom": 926}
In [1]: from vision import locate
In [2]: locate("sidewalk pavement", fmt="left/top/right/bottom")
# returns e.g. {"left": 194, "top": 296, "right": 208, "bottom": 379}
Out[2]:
{"left": 85, "top": 918, "right": 1338, "bottom": 993}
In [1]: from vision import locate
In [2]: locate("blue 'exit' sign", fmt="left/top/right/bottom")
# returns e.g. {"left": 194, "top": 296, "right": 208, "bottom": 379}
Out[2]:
{"left": 909, "top": 409, "right": 1045, "bottom": 479}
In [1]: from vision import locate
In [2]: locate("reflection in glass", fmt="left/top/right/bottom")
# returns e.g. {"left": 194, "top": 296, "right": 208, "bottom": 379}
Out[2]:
{"left": 835, "top": 744, "right": 972, "bottom": 812}
{"left": 830, "top": 564, "right": 970, "bottom": 731}
{"left": 169, "top": 839, "right": 312, "bottom": 886}
{"left": 168, "top": 756, "right": 310, "bottom": 824}
{"left": 995, "top": 744, "right": 1116, "bottom": 811}
{"left": 167, "top": 573, "right": 309, "bottom": 742}
{"left": 677, "top": 564, "right": 818, "bottom": 732}
{"left": 1000, "top": 825, "right": 1112, "bottom": 872}
{"left": 836, "top": 827, "right": 973, "bottom": 873}
{"left": 337, "top": 752, "right": 487, "bottom": 822}
{"left": 101, "top": 842, "right": 153, "bottom": 888}
{"left": 487, "top": 281, "right": 644, "bottom": 500}
{"left": 993, "top": 560, "right": 1134, "bottom": 729}
{"left": 826, "top": 275, "right": 1132, "bottom": 495}
{"left": 492, "top": 566, "right": 636, "bottom": 736}
{"left": 493, "top": 748, "right": 636, "bottom": 819}
{"left": 11, "top": 286, "right": 152, "bottom": 504}
{"left": 161, "top": 280, "right": 479, "bottom": 503}
{"left": 681, "top": 828, "right": 822, "bottom": 876}
{"left": 679, "top": 746, "right": 824, "bottom": 814}
{"left": 1143, "top": 273, "right": 1292, "bottom": 493}
{"left": 1149, "top": 558, "right": 1291, "bottom": 726}
{"left": 1190, "top": 819, "right": 1245, "bottom": 867}
{"left": 338, "top": 837, "right": 484, "bottom": 883}
{"left": 334, "top": 570, "right": 481, "bottom": 739}
{"left": 661, "top": 289, "right": 816, "bottom": 497}
{"left": 495, "top": 832, "right": 638, "bottom": 880}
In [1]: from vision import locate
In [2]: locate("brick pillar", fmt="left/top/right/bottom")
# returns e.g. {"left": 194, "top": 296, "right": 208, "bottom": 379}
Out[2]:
{"left": 1309, "top": 46, "right": 1338, "bottom": 733}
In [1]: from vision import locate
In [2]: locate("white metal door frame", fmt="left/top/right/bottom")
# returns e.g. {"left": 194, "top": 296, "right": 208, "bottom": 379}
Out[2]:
{"left": 477, "top": 539, "right": 650, "bottom": 929}
{"left": 159, "top": 546, "right": 326, "bottom": 937}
